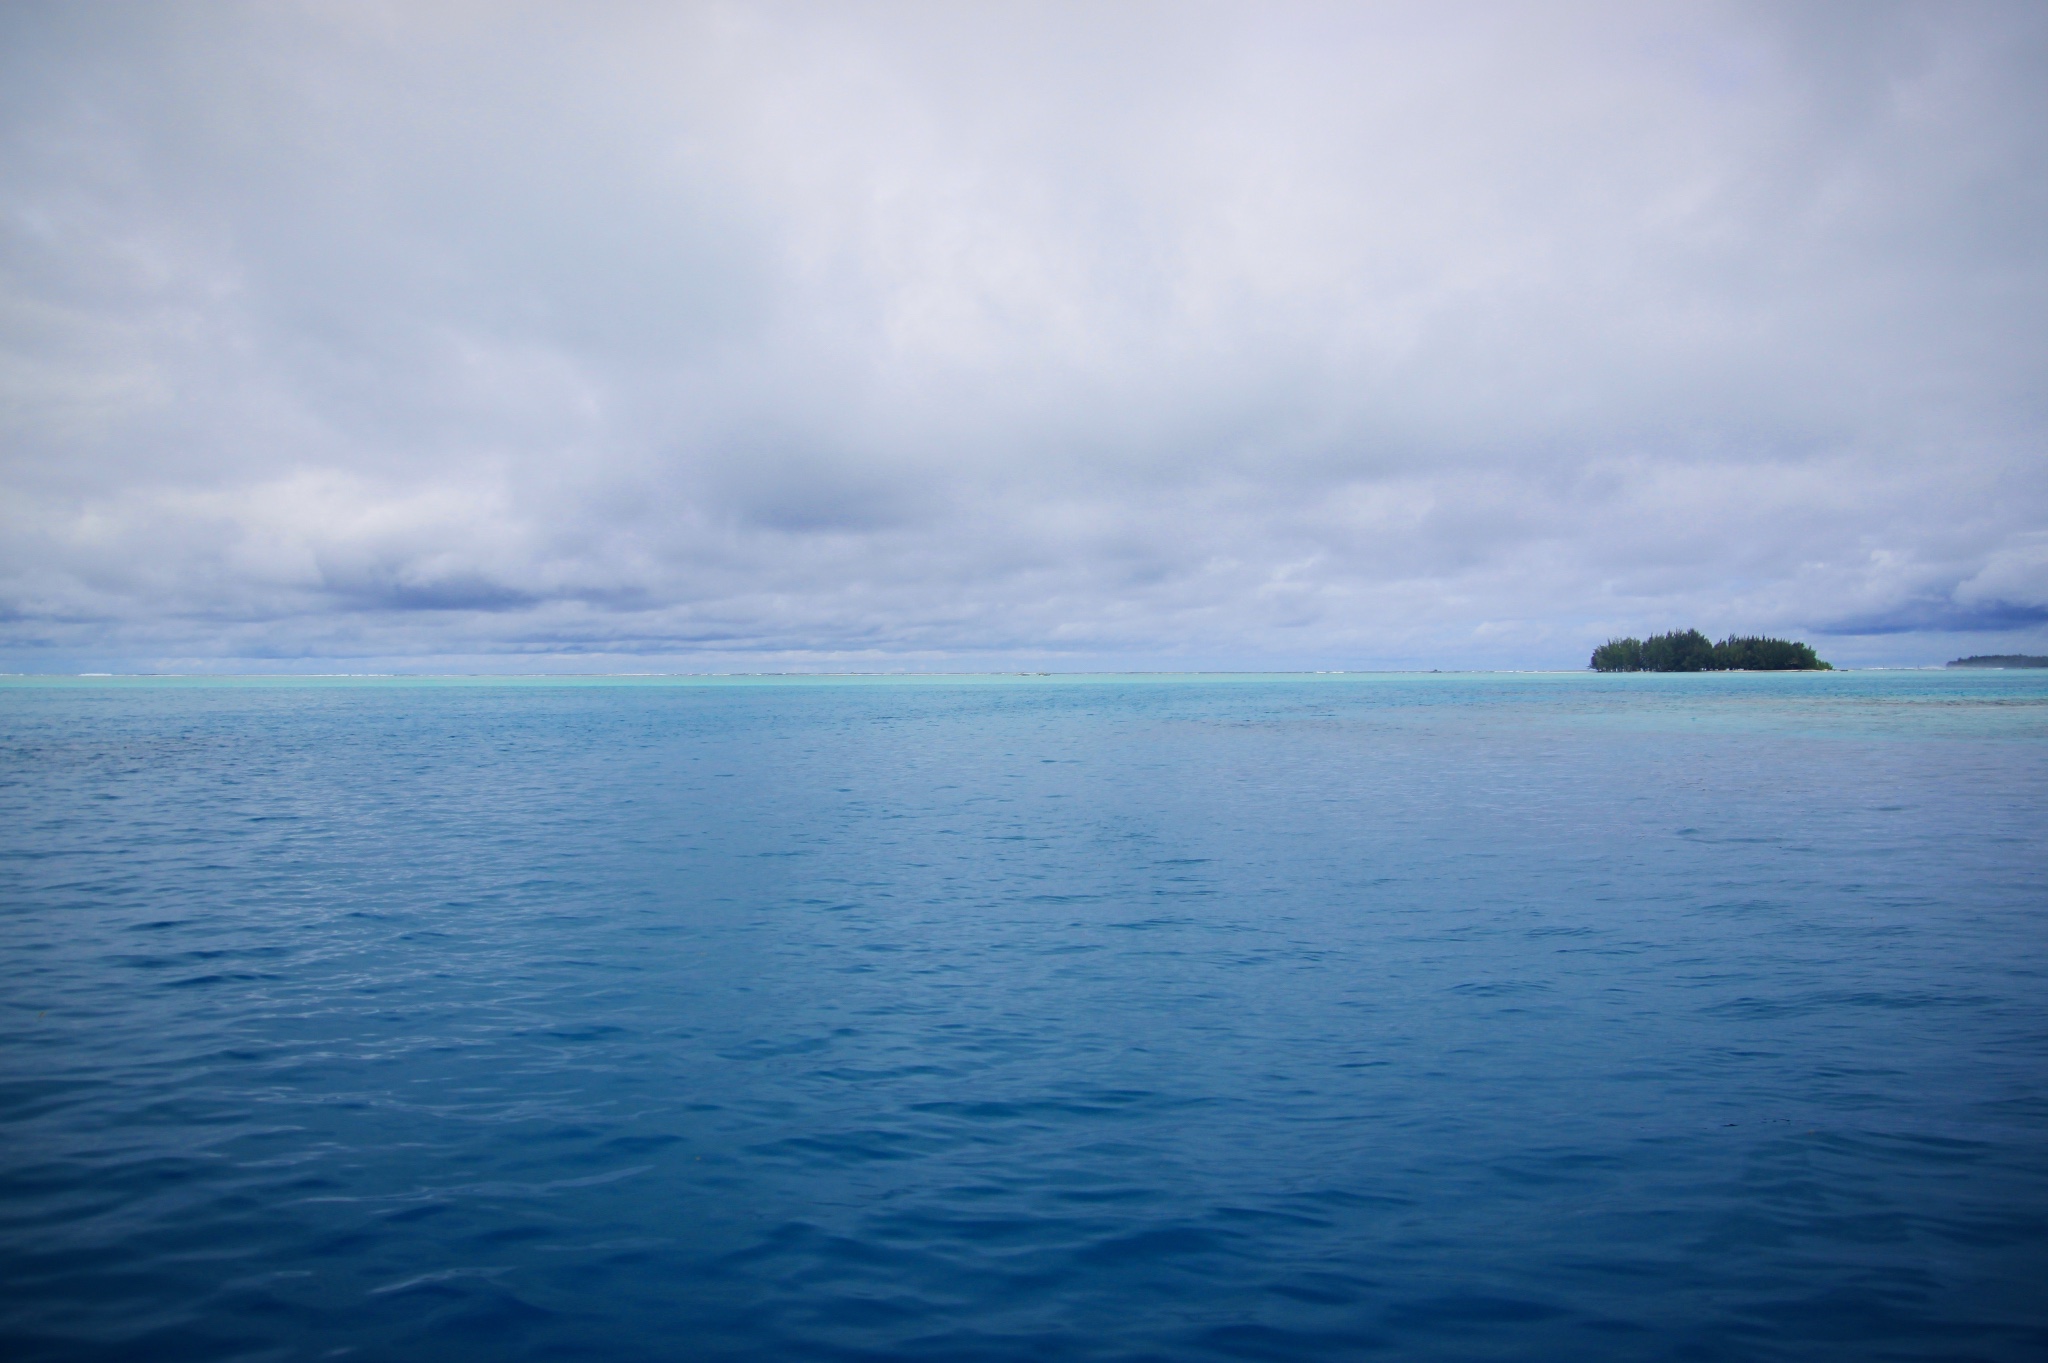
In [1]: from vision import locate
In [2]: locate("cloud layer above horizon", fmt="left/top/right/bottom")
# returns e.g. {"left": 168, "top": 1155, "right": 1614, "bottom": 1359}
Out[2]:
{"left": 4, "top": 1, "right": 2045, "bottom": 671}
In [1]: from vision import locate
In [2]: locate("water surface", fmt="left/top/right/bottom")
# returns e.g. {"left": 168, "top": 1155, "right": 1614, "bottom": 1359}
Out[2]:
{"left": 2, "top": 672, "right": 2044, "bottom": 1360}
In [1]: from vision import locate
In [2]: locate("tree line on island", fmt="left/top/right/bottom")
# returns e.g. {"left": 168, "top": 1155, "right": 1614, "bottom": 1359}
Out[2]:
{"left": 1591, "top": 630, "right": 1831, "bottom": 672}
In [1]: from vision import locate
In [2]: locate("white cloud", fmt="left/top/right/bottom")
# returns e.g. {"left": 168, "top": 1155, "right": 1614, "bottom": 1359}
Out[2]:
{"left": 1956, "top": 534, "right": 2048, "bottom": 611}
{"left": 2, "top": 0, "right": 2045, "bottom": 670}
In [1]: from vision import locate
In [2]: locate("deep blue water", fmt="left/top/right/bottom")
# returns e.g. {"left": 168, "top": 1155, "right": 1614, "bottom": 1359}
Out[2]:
{"left": 2, "top": 672, "right": 2045, "bottom": 1362}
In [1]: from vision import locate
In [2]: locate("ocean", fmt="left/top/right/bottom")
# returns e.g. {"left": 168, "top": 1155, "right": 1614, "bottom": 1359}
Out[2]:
{"left": 2, "top": 671, "right": 2044, "bottom": 1361}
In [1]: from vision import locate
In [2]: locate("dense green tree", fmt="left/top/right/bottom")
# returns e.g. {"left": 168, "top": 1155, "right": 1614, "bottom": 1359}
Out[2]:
{"left": 1948, "top": 655, "right": 2048, "bottom": 668}
{"left": 1641, "top": 629, "right": 1717, "bottom": 671}
{"left": 1590, "top": 630, "right": 1830, "bottom": 672}
{"left": 1713, "top": 635, "right": 1827, "bottom": 670}
{"left": 1590, "top": 637, "right": 1644, "bottom": 671}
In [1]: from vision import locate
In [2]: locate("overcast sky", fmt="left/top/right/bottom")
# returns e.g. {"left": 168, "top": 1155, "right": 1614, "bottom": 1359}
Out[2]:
{"left": 3, "top": 1, "right": 2044, "bottom": 672}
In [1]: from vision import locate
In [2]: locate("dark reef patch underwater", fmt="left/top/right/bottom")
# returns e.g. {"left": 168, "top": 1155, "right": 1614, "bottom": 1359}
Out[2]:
{"left": 2, "top": 671, "right": 2046, "bottom": 1362}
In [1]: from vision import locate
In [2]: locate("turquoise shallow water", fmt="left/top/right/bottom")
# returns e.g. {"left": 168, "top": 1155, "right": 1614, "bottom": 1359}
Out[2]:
{"left": 1, "top": 671, "right": 2045, "bottom": 1361}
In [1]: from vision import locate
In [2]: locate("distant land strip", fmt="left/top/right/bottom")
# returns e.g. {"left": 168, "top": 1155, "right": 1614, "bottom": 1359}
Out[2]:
{"left": 1592, "top": 630, "right": 1830, "bottom": 672}
{"left": 1947, "top": 654, "right": 2048, "bottom": 668}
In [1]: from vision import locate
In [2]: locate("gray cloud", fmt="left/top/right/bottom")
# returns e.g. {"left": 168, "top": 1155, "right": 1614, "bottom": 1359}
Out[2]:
{"left": 3, "top": 0, "right": 2045, "bottom": 671}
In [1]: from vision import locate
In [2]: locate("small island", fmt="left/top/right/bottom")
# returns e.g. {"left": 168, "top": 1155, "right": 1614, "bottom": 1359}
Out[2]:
{"left": 1947, "top": 655, "right": 2048, "bottom": 668}
{"left": 1591, "top": 630, "right": 1831, "bottom": 672}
